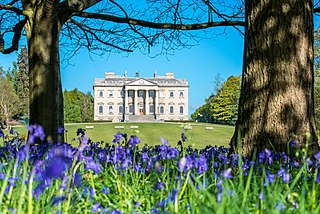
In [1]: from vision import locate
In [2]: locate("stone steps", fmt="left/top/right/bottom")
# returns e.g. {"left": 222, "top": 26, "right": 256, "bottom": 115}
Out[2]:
{"left": 129, "top": 115, "right": 156, "bottom": 122}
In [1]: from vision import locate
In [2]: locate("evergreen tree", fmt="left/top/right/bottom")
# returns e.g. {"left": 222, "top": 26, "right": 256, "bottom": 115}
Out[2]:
{"left": 16, "top": 46, "right": 29, "bottom": 117}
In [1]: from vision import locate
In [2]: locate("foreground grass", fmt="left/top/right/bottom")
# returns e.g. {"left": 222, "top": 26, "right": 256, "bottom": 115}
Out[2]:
{"left": 1, "top": 125, "right": 320, "bottom": 213}
{"left": 6, "top": 122, "right": 234, "bottom": 148}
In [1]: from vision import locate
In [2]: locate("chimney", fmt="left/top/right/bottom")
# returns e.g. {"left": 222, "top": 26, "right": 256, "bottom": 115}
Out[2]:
{"left": 154, "top": 70, "right": 157, "bottom": 78}
{"left": 105, "top": 72, "right": 115, "bottom": 78}
{"left": 165, "top": 73, "right": 174, "bottom": 79}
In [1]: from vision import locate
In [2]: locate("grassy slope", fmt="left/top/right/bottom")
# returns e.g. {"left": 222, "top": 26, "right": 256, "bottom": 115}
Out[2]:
{"left": 5, "top": 122, "right": 234, "bottom": 148}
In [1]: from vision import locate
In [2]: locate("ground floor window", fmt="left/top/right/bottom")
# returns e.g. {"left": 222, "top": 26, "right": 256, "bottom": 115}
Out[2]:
{"left": 179, "top": 106, "right": 183, "bottom": 114}
{"left": 170, "top": 106, "right": 174, "bottom": 114}
{"left": 119, "top": 105, "right": 123, "bottom": 114}
{"left": 129, "top": 105, "right": 133, "bottom": 113}
{"left": 160, "top": 106, "right": 164, "bottom": 114}
{"left": 150, "top": 105, "right": 154, "bottom": 113}
{"left": 99, "top": 106, "right": 103, "bottom": 114}
{"left": 109, "top": 106, "right": 113, "bottom": 114}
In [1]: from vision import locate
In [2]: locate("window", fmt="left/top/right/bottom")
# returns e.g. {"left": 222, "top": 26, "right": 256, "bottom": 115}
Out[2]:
{"left": 128, "top": 91, "right": 133, "bottom": 97}
{"left": 99, "top": 106, "right": 103, "bottom": 114}
{"left": 99, "top": 91, "right": 103, "bottom": 98}
{"left": 159, "top": 91, "right": 165, "bottom": 98}
{"left": 179, "top": 91, "right": 184, "bottom": 97}
{"left": 139, "top": 90, "right": 144, "bottom": 97}
{"left": 108, "top": 90, "right": 114, "bottom": 97}
{"left": 119, "top": 105, "right": 123, "bottom": 114}
{"left": 109, "top": 106, "right": 113, "bottom": 114}
{"left": 150, "top": 105, "right": 154, "bottom": 113}
{"left": 149, "top": 91, "right": 155, "bottom": 97}
{"left": 170, "top": 106, "right": 174, "bottom": 114}
{"left": 160, "top": 106, "right": 164, "bottom": 114}
{"left": 170, "top": 91, "right": 174, "bottom": 98}
{"left": 179, "top": 106, "right": 184, "bottom": 114}
{"left": 129, "top": 105, "right": 133, "bottom": 113}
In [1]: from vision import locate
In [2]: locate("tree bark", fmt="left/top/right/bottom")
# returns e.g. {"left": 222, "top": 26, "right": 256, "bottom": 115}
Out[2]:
{"left": 26, "top": 0, "right": 64, "bottom": 143}
{"left": 231, "top": 0, "right": 319, "bottom": 156}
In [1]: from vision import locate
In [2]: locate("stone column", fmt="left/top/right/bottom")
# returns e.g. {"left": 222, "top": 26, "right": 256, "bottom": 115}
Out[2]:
{"left": 155, "top": 90, "right": 159, "bottom": 114}
{"left": 134, "top": 89, "right": 138, "bottom": 115}
{"left": 145, "top": 89, "right": 149, "bottom": 115}
{"left": 124, "top": 89, "right": 128, "bottom": 113}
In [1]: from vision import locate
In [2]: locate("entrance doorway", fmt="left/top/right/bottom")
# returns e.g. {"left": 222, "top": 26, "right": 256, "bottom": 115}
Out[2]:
{"left": 139, "top": 104, "right": 144, "bottom": 115}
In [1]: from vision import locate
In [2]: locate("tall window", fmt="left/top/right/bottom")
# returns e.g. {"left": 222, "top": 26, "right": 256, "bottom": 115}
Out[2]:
{"left": 129, "top": 105, "right": 133, "bottom": 113}
{"left": 109, "top": 106, "right": 113, "bottom": 114}
{"left": 170, "top": 106, "right": 174, "bottom": 114}
{"left": 170, "top": 91, "right": 174, "bottom": 98}
{"left": 139, "top": 90, "right": 144, "bottom": 97}
{"left": 128, "top": 90, "right": 133, "bottom": 97}
{"left": 108, "top": 90, "right": 114, "bottom": 97}
{"left": 119, "top": 105, "right": 123, "bottom": 114}
{"left": 99, "top": 91, "right": 103, "bottom": 98}
{"left": 179, "top": 91, "right": 184, "bottom": 97}
{"left": 150, "top": 105, "right": 154, "bottom": 113}
{"left": 149, "top": 91, "right": 155, "bottom": 97}
{"left": 179, "top": 106, "right": 184, "bottom": 114}
{"left": 99, "top": 106, "right": 103, "bottom": 114}
{"left": 160, "top": 106, "right": 164, "bottom": 114}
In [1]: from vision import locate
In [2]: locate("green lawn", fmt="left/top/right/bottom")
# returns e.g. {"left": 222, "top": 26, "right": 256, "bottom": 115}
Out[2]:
{"left": 5, "top": 122, "right": 234, "bottom": 148}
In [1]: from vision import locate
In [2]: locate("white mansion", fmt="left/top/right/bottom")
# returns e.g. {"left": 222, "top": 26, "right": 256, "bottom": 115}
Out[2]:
{"left": 93, "top": 72, "right": 189, "bottom": 122}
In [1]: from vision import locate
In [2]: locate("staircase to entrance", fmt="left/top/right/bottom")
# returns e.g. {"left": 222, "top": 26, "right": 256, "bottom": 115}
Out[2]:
{"left": 129, "top": 115, "right": 156, "bottom": 122}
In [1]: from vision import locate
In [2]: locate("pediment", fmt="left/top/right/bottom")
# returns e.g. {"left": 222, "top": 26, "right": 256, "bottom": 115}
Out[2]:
{"left": 126, "top": 78, "right": 157, "bottom": 86}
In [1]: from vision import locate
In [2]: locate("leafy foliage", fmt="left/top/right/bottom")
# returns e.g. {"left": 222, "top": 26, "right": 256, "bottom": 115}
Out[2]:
{"left": 192, "top": 75, "right": 240, "bottom": 125}
{"left": 212, "top": 76, "right": 240, "bottom": 125}
{"left": 0, "top": 76, "right": 19, "bottom": 123}
{"left": 63, "top": 89, "right": 93, "bottom": 123}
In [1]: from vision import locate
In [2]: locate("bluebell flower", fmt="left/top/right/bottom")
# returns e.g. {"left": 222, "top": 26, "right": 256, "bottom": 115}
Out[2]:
{"left": 52, "top": 196, "right": 66, "bottom": 205}
{"left": 181, "top": 131, "right": 187, "bottom": 142}
{"left": 92, "top": 202, "right": 101, "bottom": 213}
{"left": 76, "top": 128, "right": 85, "bottom": 136}
{"left": 9, "top": 128, "right": 14, "bottom": 135}
{"left": 314, "top": 151, "right": 320, "bottom": 161}
{"left": 85, "top": 156, "right": 101, "bottom": 174}
{"left": 275, "top": 202, "right": 285, "bottom": 211}
{"left": 58, "top": 127, "right": 64, "bottom": 134}
{"left": 316, "top": 172, "right": 320, "bottom": 183}
{"left": 102, "top": 186, "right": 110, "bottom": 194}
{"left": 0, "top": 129, "right": 4, "bottom": 138}
{"left": 289, "top": 139, "right": 297, "bottom": 147}
{"left": 222, "top": 168, "right": 233, "bottom": 179}
{"left": 112, "top": 132, "right": 123, "bottom": 144}
{"left": 178, "top": 157, "right": 187, "bottom": 172}
{"left": 128, "top": 136, "right": 140, "bottom": 147}
{"left": 259, "top": 192, "right": 264, "bottom": 200}
{"left": 89, "top": 187, "right": 95, "bottom": 201}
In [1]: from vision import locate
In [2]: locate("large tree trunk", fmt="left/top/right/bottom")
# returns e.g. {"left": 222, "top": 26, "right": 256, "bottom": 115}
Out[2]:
{"left": 25, "top": 0, "right": 64, "bottom": 143}
{"left": 231, "top": 0, "right": 319, "bottom": 156}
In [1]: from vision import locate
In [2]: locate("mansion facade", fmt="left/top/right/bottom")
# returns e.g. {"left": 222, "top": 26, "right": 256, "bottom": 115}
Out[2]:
{"left": 93, "top": 72, "right": 189, "bottom": 122}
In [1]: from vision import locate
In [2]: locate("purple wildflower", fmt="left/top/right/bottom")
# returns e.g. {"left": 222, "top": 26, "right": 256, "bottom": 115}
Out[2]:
{"left": 76, "top": 128, "right": 85, "bottom": 136}
{"left": 89, "top": 187, "right": 95, "bottom": 201}
{"left": 178, "top": 157, "right": 187, "bottom": 172}
{"left": 181, "top": 131, "right": 187, "bottom": 142}
{"left": 0, "top": 129, "right": 4, "bottom": 138}
{"left": 92, "top": 202, "right": 101, "bottom": 213}
{"left": 112, "top": 132, "right": 123, "bottom": 144}
{"left": 259, "top": 192, "right": 264, "bottom": 201}
{"left": 9, "top": 128, "right": 14, "bottom": 135}
{"left": 102, "top": 186, "right": 110, "bottom": 194}
{"left": 85, "top": 156, "right": 101, "bottom": 174}
{"left": 128, "top": 136, "right": 140, "bottom": 147}
{"left": 314, "top": 151, "right": 320, "bottom": 161}
{"left": 58, "top": 127, "right": 64, "bottom": 134}
{"left": 222, "top": 168, "right": 233, "bottom": 179}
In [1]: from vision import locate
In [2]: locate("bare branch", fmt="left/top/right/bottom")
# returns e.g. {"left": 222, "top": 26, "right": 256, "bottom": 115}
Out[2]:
{"left": 73, "top": 12, "right": 245, "bottom": 30}
{"left": 0, "top": 19, "right": 26, "bottom": 54}
{"left": 0, "top": 3, "right": 23, "bottom": 15}
{"left": 69, "top": 19, "right": 133, "bottom": 52}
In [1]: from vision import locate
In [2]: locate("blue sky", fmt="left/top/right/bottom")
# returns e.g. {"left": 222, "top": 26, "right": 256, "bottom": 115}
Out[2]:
{"left": 0, "top": 28, "right": 243, "bottom": 116}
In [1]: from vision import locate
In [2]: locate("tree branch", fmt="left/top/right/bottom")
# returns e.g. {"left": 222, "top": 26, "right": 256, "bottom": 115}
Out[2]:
{"left": 69, "top": 19, "right": 133, "bottom": 52}
{"left": 73, "top": 12, "right": 245, "bottom": 30}
{"left": 315, "top": 6, "right": 320, "bottom": 13}
{"left": 0, "top": 3, "right": 23, "bottom": 15}
{"left": 0, "top": 19, "right": 26, "bottom": 54}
